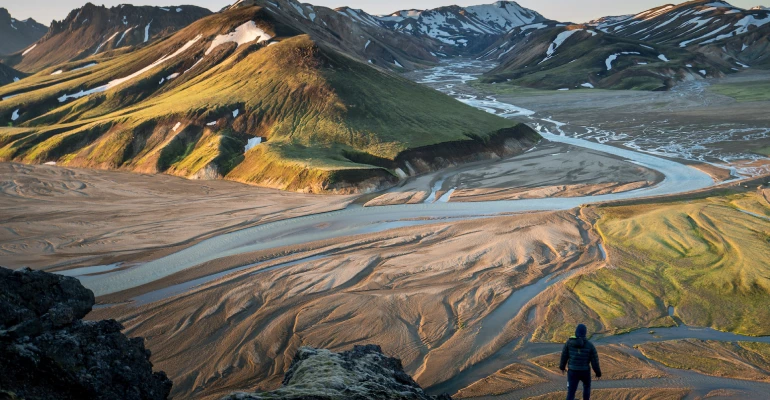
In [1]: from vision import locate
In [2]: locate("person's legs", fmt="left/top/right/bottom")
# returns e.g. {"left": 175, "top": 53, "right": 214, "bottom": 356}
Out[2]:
{"left": 566, "top": 370, "right": 580, "bottom": 400}
{"left": 580, "top": 370, "right": 592, "bottom": 400}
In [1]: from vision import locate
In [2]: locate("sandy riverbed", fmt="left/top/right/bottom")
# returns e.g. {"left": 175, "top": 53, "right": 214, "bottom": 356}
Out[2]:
{"left": 0, "top": 162, "right": 354, "bottom": 269}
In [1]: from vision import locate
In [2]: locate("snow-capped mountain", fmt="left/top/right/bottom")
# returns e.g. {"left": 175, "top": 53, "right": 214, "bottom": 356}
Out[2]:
{"left": 377, "top": 1, "right": 548, "bottom": 51}
{"left": 480, "top": 23, "right": 727, "bottom": 90}
{"left": 6, "top": 3, "right": 212, "bottom": 73}
{"left": 0, "top": 8, "right": 47, "bottom": 55}
{"left": 590, "top": 1, "right": 770, "bottom": 49}
{"left": 244, "top": 0, "right": 443, "bottom": 70}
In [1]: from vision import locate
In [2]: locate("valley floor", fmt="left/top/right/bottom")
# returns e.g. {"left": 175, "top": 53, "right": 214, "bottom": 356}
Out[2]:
{"left": 429, "top": 61, "right": 770, "bottom": 179}
{"left": 3, "top": 59, "right": 770, "bottom": 400}
{"left": 0, "top": 162, "right": 354, "bottom": 269}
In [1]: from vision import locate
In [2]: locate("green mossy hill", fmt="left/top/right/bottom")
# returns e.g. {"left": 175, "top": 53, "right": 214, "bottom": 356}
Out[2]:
{"left": 482, "top": 26, "right": 728, "bottom": 90}
{"left": 0, "top": 6, "right": 536, "bottom": 193}
{"left": 535, "top": 192, "right": 770, "bottom": 341}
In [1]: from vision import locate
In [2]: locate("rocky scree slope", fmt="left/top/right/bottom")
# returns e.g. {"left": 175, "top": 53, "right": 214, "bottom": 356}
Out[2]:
{"left": 0, "top": 266, "right": 172, "bottom": 400}
{"left": 0, "top": 8, "right": 47, "bottom": 56}
{"left": 222, "top": 345, "right": 451, "bottom": 400}
{"left": 4, "top": 3, "right": 212, "bottom": 74}
{"left": 481, "top": 24, "right": 728, "bottom": 90}
{"left": 0, "top": 4, "right": 539, "bottom": 194}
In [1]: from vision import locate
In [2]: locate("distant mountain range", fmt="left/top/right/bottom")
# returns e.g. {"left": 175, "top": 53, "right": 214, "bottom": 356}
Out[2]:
{"left": 481, "top": 23, "right": 728, "bottom": 90}
{"left": 0, "top": 8, "right": 47, "bottom": 56}
{"left": 479, "top": 0, "right": 770, "bottom": 89}
{"left": 377, "top": 1, "right": 549, "bottom": 52}
{"left": 589, "top": 1, "right": 770, "bottom": 68}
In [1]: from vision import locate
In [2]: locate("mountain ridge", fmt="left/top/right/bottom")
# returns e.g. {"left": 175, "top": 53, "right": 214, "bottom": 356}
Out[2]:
{"left": 0, "top": 8, "right": 47, "bottom": 56}
{"left": 4, "top": 3, "right": 212, "bottom": 73}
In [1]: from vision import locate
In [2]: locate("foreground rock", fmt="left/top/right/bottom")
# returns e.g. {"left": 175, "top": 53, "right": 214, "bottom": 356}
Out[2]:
{"left": 0, "top": 266, "right": 172, "bottom": 400}
{"left": 223, "top": 345, "right": 451, "bottom": 400}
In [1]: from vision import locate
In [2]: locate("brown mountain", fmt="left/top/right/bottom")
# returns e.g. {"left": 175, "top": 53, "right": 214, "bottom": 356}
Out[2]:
{"left": 5, "top": 3, "right": 212, "bottom": 73}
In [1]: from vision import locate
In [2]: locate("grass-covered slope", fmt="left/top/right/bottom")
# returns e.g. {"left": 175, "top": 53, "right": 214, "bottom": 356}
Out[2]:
{"left": 0, "top": 5, "right": 537, "bottom": 193}
{"left": 535, "top": 191, "right": 770, "bottom": 341}
{"left": 481, "top": 25, "right": 728, "bottom": 90}
{"left": 638, "top": 340, "right": 770, "bottom": 382}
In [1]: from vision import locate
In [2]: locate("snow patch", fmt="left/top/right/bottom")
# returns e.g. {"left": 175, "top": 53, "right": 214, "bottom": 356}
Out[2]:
{"left": 183, "top": 58, "right": 202, "bottom": 74}
{"left": 94, "top": 31, "right": 120, "bottom": 54}
{"left": 22, "top": 44, "right": 36, "bottom": 56}
{"left": 547, "top": 30, "right": 581, "bottom": 58}
{"left": 205, "top": 21, "right": 273, "bottom": 55}
{"left": 144, "top": 20, "right": 152, "bottom": 43}
{"left": 289, "top": 2, "right": 306, "bottom": 18}
{"left": 232, "top": 109, "right": 239, "bottom": 118}
{"left": 11, "top": 109, "right": 20, "bottom": 121}
{"left": 72, "top": 63, "right": 97, "bottom": 72}
{"left": 172, "top": 122, "right": 182, "bottom": 131}
{"left": 581, "top": 83, "right": 594, "bottom": 88}
{"left": 699, "top": 69, "right": 707, "bottom": 75}
{"left": 206, "top": 121, "right": 217, "bottom": 126}
{"left": 116, "top": 26, "right": 135, "bottom": 46}
{"left": 58, "top": 35, "right": 202, "bottom": 103}
{"left": 658, "top": 54, "right": 669, "bottom": 62}
{"left": 51, "top": 70, "right": 63, "bottom": 75}
{"left": 244, "top": 137, "right": 262, "bottom": 152}
{"left": 606, "top": 52, "right": 641, "bottom": 70}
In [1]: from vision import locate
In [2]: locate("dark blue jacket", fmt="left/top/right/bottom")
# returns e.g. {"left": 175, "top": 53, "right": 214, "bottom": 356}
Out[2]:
{"left": 560, "top": 336, "right": 601, "bottom": 375}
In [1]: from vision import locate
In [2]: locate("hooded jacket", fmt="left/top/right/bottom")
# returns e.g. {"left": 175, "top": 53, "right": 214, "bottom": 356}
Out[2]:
{"left": 560, "top": 335, "right": 601, "bottom": 375}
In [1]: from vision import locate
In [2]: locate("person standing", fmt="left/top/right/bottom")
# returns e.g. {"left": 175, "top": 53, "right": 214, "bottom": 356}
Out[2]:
{"left": 559, "top": 323, "right": 601, "bottom": 400}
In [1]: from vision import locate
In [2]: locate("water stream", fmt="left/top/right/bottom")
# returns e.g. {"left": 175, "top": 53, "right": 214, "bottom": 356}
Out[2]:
{"left": 80, "top": 62, "right": 715, "bottom": 297}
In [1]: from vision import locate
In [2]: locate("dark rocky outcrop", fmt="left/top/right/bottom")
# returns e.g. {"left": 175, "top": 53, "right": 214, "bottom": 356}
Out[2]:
{"left": 223, "top": 344, "right": 451, "bottom": 400}
{"left": 0, "top": 266, "right": 172, "bottom": 400}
